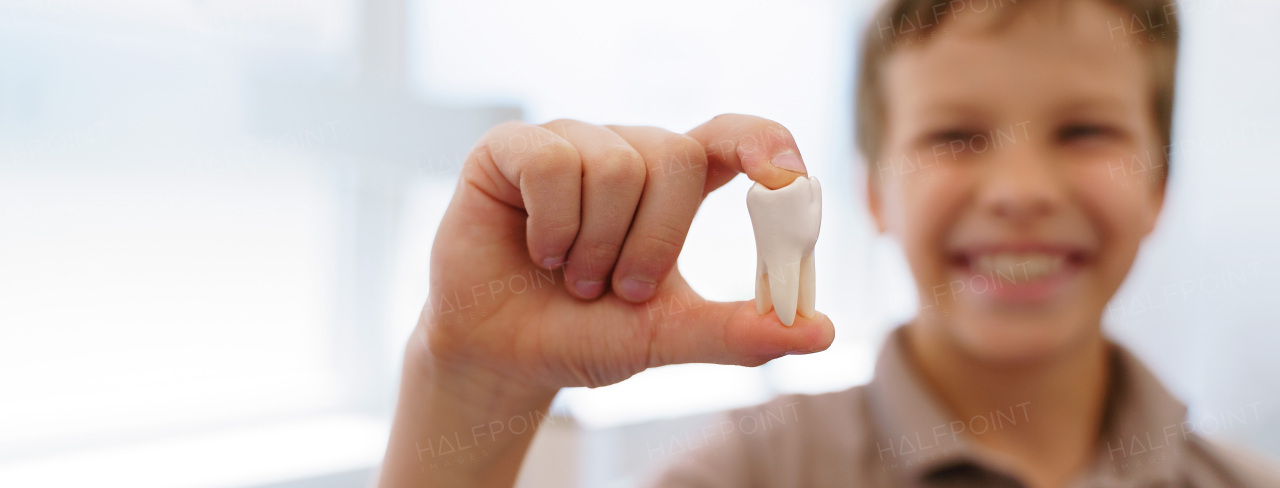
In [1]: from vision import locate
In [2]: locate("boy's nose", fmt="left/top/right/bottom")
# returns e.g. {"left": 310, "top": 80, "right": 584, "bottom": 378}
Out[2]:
{"left": 977, "top": 148, "right": 1064, "bottom": 225}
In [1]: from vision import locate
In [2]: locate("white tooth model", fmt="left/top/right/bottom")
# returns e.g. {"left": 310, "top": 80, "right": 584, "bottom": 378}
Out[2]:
{"left": 746, "top": 175, "right": 821, "bottom": 326}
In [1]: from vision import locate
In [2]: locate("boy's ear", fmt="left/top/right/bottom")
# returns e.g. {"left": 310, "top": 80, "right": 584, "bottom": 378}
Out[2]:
{"left": 865, "top": 167, "right": 888, "bottom": 234}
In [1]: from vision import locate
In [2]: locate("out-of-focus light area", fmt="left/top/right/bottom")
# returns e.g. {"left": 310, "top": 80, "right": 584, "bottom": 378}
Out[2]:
{"left": 1, "top": 0, "right": 1278, "bottom": 487}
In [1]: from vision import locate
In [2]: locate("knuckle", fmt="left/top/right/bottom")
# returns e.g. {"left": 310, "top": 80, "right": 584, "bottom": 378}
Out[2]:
{"left": 591, "top": 147, "right": 647, "bottom": 187}
{"left": 570, "top": 241, "right": 623, "bottom": 276}
{"left": 710, "top": 113, "right": 740, "bottom": 123}
{"left": 642, "top": 221, "right": 686, "bottom": 257}
{"left": 668, "top": 133, "right": 706, "bottom": 158}
{"left": 541, "top": 118, "right": 580, "bottom": 131}
{"left": 474, "top": 121, "right": 527, "bottom": 153}
{"left": 585, "top": 239, "right": 624, "bottom": 259}
{"left": 520, "top": 138, "right": 578, "bottom": 175}
{"left": 465, "top": 141, "right": 492, "bottom": 167}
{"left": 484, "top": 122, "right": 572, "bottom": 165}
{"left": 539, "top": 217, "right": 581, "bottom": 247}
{"left": 545, "top": 217, "right": 580, "bottom": 235}
{"left": 656, "top": 134, "right": 708, "bottom": 175}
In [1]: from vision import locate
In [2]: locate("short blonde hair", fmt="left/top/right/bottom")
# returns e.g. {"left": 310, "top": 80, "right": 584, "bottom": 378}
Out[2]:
{"left": 855, "top": 0, "right": 1179, "bottom": 171}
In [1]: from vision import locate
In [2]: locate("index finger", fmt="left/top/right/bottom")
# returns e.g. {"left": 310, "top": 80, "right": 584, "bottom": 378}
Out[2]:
{"left": 685, "top": 114, "right": 808, "bottom": 193}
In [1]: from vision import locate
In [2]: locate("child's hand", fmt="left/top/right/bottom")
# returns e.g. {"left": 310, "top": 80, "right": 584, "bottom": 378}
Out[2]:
{"left": 382, "top": 115, "right": 835, "bottom": 487}
{"left": 416, "top": 115, "right": 835, "bottom": 397}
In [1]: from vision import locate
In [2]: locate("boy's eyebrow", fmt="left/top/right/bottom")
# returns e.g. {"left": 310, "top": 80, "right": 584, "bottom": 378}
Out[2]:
{"left": 1052, "top": 96, "right": 1133, "bottom": 118}
{"left": 912, "top": 96, "right": 1135, "bottom": 123}
{"left": 910, "top": 101, "right": 992, "bottom": 125}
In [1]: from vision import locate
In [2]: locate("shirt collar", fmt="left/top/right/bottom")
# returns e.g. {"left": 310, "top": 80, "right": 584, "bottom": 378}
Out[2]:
{"left": 864, "top": 326, "right": 1190, "bottom": 487}
{"left": 1083, "top": 343, "right": 1190, "bottom": 485}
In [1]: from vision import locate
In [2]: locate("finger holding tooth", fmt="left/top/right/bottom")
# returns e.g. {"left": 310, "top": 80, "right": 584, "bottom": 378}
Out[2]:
{"left": 746, "top": 175, "right": 822, "bottom": 326}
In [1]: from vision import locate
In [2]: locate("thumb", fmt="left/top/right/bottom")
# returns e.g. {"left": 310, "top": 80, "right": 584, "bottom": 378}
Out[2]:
{"left": 639, "top": 276, "right": 835, "bottom": 368}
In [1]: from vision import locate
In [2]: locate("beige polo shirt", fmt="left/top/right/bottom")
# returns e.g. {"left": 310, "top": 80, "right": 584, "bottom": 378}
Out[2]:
{"left": 644, "top": 327, "right": 1280, "bottom": 487}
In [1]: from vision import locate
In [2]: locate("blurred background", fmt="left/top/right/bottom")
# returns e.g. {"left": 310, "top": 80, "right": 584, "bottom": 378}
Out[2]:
{"left": 1, "top": 0, "right": 1277, "bottom": 486}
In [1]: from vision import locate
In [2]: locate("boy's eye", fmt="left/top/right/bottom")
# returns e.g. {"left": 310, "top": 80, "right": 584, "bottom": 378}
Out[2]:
{"left": 927, "top": 129, "right": 977, "bottom": 145}
{"left": 1057, "top": 124, "right": 1116, "bottom": 144}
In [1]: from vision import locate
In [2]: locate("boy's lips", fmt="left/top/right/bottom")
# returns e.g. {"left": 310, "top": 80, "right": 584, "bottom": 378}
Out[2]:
{"left": 946, "top": 244, "right": 1091, "bottom": 304}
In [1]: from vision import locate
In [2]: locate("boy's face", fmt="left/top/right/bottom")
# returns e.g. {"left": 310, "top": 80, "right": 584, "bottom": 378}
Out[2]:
{"left": 869, "top": 0, "right": 1165, "bottom": 363}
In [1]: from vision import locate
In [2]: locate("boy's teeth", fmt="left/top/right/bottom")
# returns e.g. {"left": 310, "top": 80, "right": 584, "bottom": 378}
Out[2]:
{"left": 969, "top": 252, "right": 1066, "bottom": 281}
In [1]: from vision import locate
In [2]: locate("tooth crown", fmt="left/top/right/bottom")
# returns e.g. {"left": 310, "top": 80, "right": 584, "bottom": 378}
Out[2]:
{"left": 971, "top": 252, "right": 1067, "bottom": 282}
{"left": 746, "top": 176, "right": 822, "bottom": 326}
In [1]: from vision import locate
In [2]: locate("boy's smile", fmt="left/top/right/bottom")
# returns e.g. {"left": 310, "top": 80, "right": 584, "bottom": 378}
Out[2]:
{"left": 869, "top": 0, "right": 1166, "bottom": 363}
{"left": 946, "top": 241, "right": 1094, "bottom": 304}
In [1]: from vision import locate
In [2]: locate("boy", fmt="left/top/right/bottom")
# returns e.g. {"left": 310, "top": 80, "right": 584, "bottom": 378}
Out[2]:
{"left": 377, "top": 0, "right": 1280, "bottom": 486}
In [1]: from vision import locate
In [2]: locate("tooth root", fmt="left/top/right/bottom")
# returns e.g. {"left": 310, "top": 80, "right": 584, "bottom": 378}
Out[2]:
{"left": 798, "top": 249, "right": 816, "bottom": 319}
{"left": 765, "top": 255, "right": 800, "bottom": 326}
{"left": 747, "top": 176, "right": 822, "bottom": 326}
{"left": 755, "top": 254, "right": 771, "bottom": 315}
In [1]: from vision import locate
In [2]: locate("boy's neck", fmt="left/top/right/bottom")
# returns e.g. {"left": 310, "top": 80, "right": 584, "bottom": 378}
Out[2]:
{"left": 902, "top": 322, "right": 1110, "bottom": 488}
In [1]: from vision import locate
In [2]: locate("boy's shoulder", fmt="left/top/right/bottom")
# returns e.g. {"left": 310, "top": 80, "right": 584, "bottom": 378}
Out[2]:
{"left": 640, "top": 385, "right": 884, "bottom": 488}
{"left": 725, "top": 386, "right": 874, "bottom": 451}
{"left": 652, "top": 386, "right": 1280, "bottom": 488}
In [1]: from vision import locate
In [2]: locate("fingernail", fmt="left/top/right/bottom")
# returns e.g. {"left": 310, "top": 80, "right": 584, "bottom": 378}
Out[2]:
{"left": 575, "top": 280, "right": 604, "bottom": 298}
{"left": 618, "top": 277, "right": 656, "bottom": 302}
{"left": 542, "top": 256, "right": 564, "bottom": 269}
{"left": 771, "top": 151, "right": 806, "bottom": 174}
